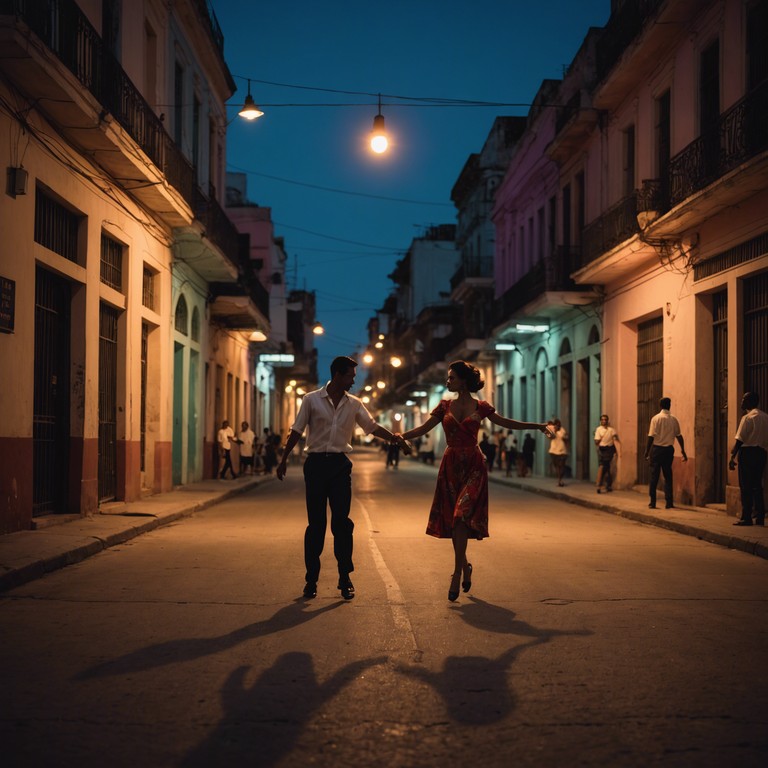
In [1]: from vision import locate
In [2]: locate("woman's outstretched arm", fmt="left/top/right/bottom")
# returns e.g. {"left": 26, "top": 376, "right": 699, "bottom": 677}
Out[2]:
{"left": 488, "top": 411, "right": 552, "bottom": 435}
{"left": 400, "top": 412, "right": 442, "bottom": 442}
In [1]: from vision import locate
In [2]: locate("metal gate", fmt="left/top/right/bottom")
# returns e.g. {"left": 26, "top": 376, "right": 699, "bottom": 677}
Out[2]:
{"left": 744, "top": 272, "right": 768, "bottom": 407}
{"left": 713, "top": 292, "right": 728, "bottom": 501}
{"left": 33, "top": 268, "right": 71, "bottom": 515}
{"left": 98, "top": 303, "right": 119, "bottom": 502}
{"left": 636, "top": 316, "right": 664, "bottom": 485}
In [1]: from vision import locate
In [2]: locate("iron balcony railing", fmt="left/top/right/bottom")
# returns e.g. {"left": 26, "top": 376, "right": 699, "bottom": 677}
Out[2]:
{"left": 494, "top": 249, "right": 580, "bottom": 324}
{"left": 669, "top": 79, "right": 768, "bottom": 207}
{"left": 580, "top": 193, "right": 640, "bottom": 266}
{"left": 2, "top": 0, "right": 195, "bottom": 207}
{"left": 450, "top": 255, "right": 494, "bottom": 290}
{"left": 595, "top": 0, "right": 664, "bottom": 85}
{"left": 194, "top": 184, "right": 241, "bottom": 267}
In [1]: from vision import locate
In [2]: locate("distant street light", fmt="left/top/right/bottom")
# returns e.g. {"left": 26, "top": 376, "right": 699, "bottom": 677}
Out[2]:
{"left": 390, "top": 355, "right": 402, "bottom": 368}
{"left": 312, "top": 322, "right": 325, "bottom": 335}
{"left": 362, "top": 352, "right": 374, "bottom": 364}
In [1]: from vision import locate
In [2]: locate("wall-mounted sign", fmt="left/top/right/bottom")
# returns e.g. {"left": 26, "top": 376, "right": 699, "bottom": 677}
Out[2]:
{"left": 260, "top": 353, "right": 295, "bottom": 366}
{"left": 0, "top": 276, "right": 15, "bottom": 333}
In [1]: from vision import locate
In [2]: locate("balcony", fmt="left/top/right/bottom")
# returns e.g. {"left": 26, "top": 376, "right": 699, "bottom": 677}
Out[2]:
{"left": 580, "top": 193, "right": 640, "bottom": 268}
{"left": 0, "top": 0, "right": 194, "bottom": 222}
{"left": 592, "top": 0, "right": 703, "bottom": 110}
{"left": 547, "top": 90, "right": 599, "bottom": 164}
{"left": 494, "top": 249, "right": 589, "bottom": 326}
{"left": 450, "top": 255, "right": 494, "bottom": 294}
{"left": 669, "top": 80, "right": 768, "bottom": 208}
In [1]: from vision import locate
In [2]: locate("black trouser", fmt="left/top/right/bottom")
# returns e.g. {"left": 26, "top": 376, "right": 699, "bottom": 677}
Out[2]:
{"left": 219, "top": 449, "right": 236, "bottom": 478}
{"left": 303, "top": 453, "right": 353, "bottom": 583}
{"left": 737, "top": 446, "right": 767, "bottom": 522}
{"left": 649, "top": 445, "right": 674, "bottom": 505}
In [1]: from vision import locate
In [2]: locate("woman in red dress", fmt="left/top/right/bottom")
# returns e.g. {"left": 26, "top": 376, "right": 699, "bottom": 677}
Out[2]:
{"left": 400, "top": 361, "right": 551, "bottom": 601}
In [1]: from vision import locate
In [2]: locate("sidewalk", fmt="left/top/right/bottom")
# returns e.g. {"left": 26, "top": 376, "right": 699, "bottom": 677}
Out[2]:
{"left": 485, "top": 468, "right": 768, "bottom": 560}
{"left": 0, "top": 474, "right": 274, "bottom": 592}
{"left": 1, "top": 461, "right": 766, "bottom": 592}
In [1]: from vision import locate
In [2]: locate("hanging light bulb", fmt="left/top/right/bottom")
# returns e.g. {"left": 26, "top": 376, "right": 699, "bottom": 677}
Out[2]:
{"left": 370, "top": 93, "right": 388, "bottom": 154}
{"left": 239, "top": 79, "right": 264, "bottom": 121}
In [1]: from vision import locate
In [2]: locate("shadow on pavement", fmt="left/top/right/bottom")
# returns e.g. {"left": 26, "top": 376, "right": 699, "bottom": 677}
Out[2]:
{"left": 180, "top": 653, "right": 387, "bottom": 767}
{"left": 76, "top": 598, "right": 344, "bottom": 679}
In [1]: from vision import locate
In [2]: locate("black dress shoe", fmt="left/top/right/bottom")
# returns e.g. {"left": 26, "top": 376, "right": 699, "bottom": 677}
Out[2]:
{"left": 733, "top": 520, "right": 753, "bottom": 527}
{"left": 303, "top": 582, "right": 317, "bottom": 598}
{"left": 756, "top": 519, "right": 765, "bottom": 526}
{"left": 665, "top": 503, "right": 674, "bottom": 509}
{"left": 338, "top": 577, "right": 355, "bottom": 600}
{"left": 648, "top": 503, "right": 657, "bottom": 509}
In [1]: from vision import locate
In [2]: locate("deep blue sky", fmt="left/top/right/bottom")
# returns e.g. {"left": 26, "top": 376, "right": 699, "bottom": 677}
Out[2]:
{"left": 214, "top": 0, "right": 609, "bottom": 377}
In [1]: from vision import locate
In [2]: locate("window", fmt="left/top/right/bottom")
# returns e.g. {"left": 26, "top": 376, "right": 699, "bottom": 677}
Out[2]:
{"left": 747, "top": 0, "right": 768, "bottom": 90}
{"left": 700, "top": 40, "right": 720, "bottom": 135}
{"left": 655, "top": 90, "right": 671, "bottom": 179}
{"left": 174, "top": 294, "right": 188, "bottom": 335}
{"left": 142, "top": 266, "right": 156, "bottom": 310}
{"left": 100, "top": 234, "right": 123, "bottom": 291}
{"left": 623, "top": 124, "right": 636, "bottom": 196}
{"left": 192, "top": 94, "right": 201, "bottom": 173}
{"left": 174, "top": 61, "right": 184, "bottom": 146}
{"left": 34, "top": 188, "right": 80, "bottom": 263}
{"left": 191, "top": 306, "right": 200, "bottom": 342}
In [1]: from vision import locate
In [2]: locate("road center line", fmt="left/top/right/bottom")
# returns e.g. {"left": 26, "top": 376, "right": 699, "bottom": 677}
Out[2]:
{"left": 356, "top": 498, "right": 418, "bottom": 653}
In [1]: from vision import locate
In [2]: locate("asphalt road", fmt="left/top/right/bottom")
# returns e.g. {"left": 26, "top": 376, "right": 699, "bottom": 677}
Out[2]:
{"left": 1, "top": 452, "right": 767, "bottom": 767}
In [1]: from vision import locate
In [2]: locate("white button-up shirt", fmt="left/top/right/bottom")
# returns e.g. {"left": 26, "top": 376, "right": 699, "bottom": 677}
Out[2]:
{"left": 735, "top": 408, "right": 768, "bottom": 448}
{"left": 648, "top": 409, "right": 681, "bottom": 447}
{"left": 290, "top": 384, "right": 378, "bottom": 453}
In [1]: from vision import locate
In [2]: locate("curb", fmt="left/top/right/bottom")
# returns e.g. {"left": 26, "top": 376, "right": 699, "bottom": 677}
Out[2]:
{"left": 0, "top": 476, "right": 273, "bottom": 592}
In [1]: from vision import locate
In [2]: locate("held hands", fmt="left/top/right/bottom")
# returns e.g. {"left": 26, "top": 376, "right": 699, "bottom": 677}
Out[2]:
{"left": 541, "top": 423, "right": 554, "bottom": 439}
{"left": 393, "top": 434, "right": 412, "bottom": 455}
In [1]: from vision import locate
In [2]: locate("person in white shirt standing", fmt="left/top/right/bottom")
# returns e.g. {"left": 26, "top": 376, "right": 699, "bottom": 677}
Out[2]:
{"left": 729, "top": 391, "right": 768, "bottom": 526}
{"left": 644, "top": 397, "right": 687, "bottom": 509}
{"left": 238, "top": 421, "right": 256, "bottom": 476}
{"left": 277, "top": 356, "right": 410, "bottom": 600}
{"left": 594, "top": 414, "right": 621, "bottom": 493}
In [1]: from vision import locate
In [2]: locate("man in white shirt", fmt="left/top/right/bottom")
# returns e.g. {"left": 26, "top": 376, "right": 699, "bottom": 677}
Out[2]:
{"left": 277, "top": 356, "right": 410, "bottom": 600}
{"left": 238, "top": 421, "right": 256, "bottom": 476}
{"left": 594, "top": 414, "right": 621, "bottom": 493}
{"left": 729, "top": 391, "right": 768, "bottom": 526}
{"left": 547, "top": 419, "right": 568, "bottom": 487}
{"left": 217, "top": 420, "right": 238, "bottom": 479}
{"left": 644, "top": 397, "right": 687, "bottom": 509}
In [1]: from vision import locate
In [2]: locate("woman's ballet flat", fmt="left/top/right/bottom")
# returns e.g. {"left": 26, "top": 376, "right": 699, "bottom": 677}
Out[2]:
{"left": 462, "top": 563, "right": 473, "bottom": 593}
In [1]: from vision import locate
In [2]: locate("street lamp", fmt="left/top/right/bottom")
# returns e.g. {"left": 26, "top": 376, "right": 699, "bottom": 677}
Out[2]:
{"left": 370, "top": 94, "right": 389, "bottom": 154}
{"left": 312, "top": 322, "right": 325, "bottom": 335}
{"left": 362, "top": 352, "right": 374, "bottom": 364}
{"left": 239, "top": 79, "right": 264, "bottom": 121}
{"left": 390, "top": 355, "right": 402, "bottom": 368}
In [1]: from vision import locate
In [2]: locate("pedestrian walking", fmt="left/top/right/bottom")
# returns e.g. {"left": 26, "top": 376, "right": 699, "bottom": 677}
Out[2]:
{"left": 521, "top": 433, "right": 536, "bottom": 476}
{"left": 594, "top": 414, "right": 621, "bottom": 493}
{"left": 480, "top": 432, "right": 497, "bottom": 471}
{"left": 729, "top": 391, "right": 768, "bottom": 526}
{"left": 644, "top": 397, "right": 687, "bottom": 509}
{"left": 276, "top": 356, "right": 410, "bottom": 600}
{"left": 398, "top": 360, "right": 551, "bottom": 602}
{"left": 505, "top": 432, "right": 518, "bottom": 477}
{"left": 217, "top": 420, "right": 238, "bottom": 479}
{"left": 548, "top": 418, "right": 569, "bottom": 487}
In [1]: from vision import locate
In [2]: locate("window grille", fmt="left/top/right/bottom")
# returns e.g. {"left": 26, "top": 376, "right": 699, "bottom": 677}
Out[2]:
{"left": 142, "top": 267, "right": 155, "bottom": 310}
{"left": 100, "top": 234, "right": 123, "bottom": 291}
{"left": 175, "top": 294, "right": 188, "bottom": 335}
{"left": 34, "top": 188, "right": 79, "bottom": 263}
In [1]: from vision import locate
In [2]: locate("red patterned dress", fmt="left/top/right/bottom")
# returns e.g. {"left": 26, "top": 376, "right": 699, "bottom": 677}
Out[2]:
{"left": 426, "top": 399, "right": 495, "bottom": 540}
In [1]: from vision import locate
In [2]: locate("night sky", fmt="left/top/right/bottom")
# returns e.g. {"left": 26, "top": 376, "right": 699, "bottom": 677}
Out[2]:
{"left": 214, "top": 0, "right": 609, "bottom": 376}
